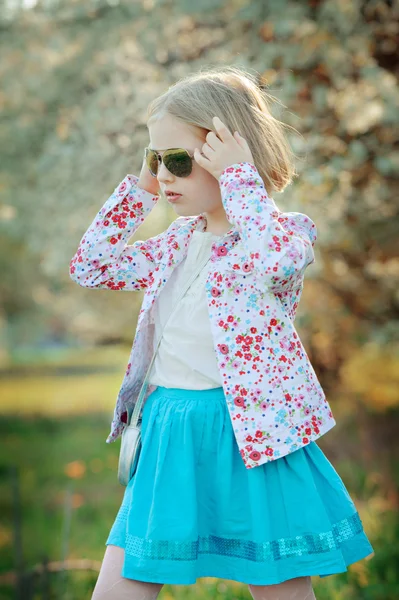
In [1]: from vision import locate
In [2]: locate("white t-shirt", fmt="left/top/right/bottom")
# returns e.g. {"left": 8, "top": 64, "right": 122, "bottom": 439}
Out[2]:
{"left": 148, "top": 229, "right": 223, "bottom": 389}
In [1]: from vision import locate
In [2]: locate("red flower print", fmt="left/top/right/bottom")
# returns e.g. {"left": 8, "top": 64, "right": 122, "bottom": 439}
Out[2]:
{"left": 242, "top": 262, "right": 252, "bottom": 273}
{"left": 234, "top": 396, "right": 245, "bottom": 407}
{"left": 227, "top": 315, "right": 234, "bottom": 322}
{"left": 250, "top": 327, "right": 257, "bottom": 334}
{"left": 265, "top": 447, "right": 274, "bottom": 456}
{"left": 108, "top": 281, "right": 126, "bottom": 290}
{"left": 305, "top": 428, "right": 312, "bottom": 435}
{"left": 270, "top": 318, "right": 277, "bottom": 326}
{"left": 249, "top": 450, "right": 261, "bottom": 461}
{"left": 303, "top": 437, "right": 309, "bottom": 444}
{"left": 219, "top": 344, "right": 229, "bottom": 355}
{"left": 110, "top": 237, "right": 118, "bottom": 245}
{"left": 217, "top": 246, "right": 227, "bottom": 256}
{"left": 255, "top": 430, "right": 263, "bottom": 438}
{"left": 211, "top": 287, "right": 221, "bottom": 297}
{"left": 118, "top": 181, "right": 127, "bottom": 194}
{"left": 236, "top": 335, "right": 244, "bottom": 343}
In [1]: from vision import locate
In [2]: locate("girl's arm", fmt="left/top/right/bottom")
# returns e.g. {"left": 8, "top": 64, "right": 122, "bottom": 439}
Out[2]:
{"left": 69, "top": 174, "right": 164, "bottom": 291}
{"left": 219, "top": 162, "right": 317, "bottom": 293}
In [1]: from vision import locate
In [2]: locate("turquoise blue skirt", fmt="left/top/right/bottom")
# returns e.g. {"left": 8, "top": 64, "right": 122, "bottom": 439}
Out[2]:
{"left": 106, "top": 386, "right": 374, "bottom": 585}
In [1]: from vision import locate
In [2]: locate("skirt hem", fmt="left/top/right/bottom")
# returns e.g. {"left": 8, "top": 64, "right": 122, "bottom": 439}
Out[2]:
{"left": 105, "top": 540, "right": 375, "bottom": 586}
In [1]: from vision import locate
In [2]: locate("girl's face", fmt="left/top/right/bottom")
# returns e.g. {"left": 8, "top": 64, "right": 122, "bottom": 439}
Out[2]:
{"left": 147, "top": 113, "right": 225, "bottom": 220}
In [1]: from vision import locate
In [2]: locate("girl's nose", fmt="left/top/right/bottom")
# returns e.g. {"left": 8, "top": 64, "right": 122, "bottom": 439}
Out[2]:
{"left": 157, "top": 160, "right": 174, "bottom": 183}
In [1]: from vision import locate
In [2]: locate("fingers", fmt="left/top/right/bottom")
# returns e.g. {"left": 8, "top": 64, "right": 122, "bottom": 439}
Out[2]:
{"left": 234, "top": 130, "right": 246, "bottom": 150}
{"left": 206, "top": 118, "right": 241, "bottom": 150}
{"left": 193, "top": 116, "right": 251, "bottom": 177}
{"left": 212, "top": 116, "right": 234, "bottom": 143}
{"left": 201, "top": 142, "right": 216, "bottom": 159}
{"left": 193, "top": 147, "right": 209, "bottom": 166}
{"left": 206, "top": 130, "right": 223, "bottom": 150}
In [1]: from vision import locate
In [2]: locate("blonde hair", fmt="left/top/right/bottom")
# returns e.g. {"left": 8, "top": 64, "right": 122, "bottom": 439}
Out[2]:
{"left": 146, "top": 65, "right": 300, "bottom": 195}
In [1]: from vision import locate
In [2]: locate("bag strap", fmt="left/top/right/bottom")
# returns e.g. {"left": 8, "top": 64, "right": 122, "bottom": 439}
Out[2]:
{"left": 127, "top": 250, "right": 213, "bottom": 427}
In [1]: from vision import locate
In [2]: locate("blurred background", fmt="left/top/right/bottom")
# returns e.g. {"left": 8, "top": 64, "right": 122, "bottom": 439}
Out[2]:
{"left": 0, "top": 0, "right": 398, "bottom": 598}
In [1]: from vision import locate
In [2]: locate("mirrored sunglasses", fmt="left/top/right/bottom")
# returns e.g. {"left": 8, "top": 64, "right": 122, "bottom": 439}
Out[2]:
{"left": 145, "top": 147, "right": 194, "bottom": 178}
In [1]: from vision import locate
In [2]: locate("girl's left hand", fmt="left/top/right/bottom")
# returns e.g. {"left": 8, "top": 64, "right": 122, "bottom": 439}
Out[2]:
{"left": 193, "top": 116, "right": 255, "bottom": 180}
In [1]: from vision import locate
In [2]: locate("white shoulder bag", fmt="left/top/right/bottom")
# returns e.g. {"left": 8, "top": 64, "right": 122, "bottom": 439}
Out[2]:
{"left": 118, "top": 251, "right": 212, "bottom": 486}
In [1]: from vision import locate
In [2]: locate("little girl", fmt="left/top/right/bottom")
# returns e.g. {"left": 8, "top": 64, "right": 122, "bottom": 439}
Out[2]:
{"left": 70, "top": 66, "right": 374, "bottom": 600}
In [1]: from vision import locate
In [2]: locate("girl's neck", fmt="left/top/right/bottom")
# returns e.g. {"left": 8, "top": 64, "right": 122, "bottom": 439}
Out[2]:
{"left": 202, "top": 213, "right": 232, "bottom": 236}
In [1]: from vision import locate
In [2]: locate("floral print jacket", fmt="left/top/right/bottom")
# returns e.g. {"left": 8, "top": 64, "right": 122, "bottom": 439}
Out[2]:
{"left": 69, "top": 162, "right": 336, "bottom": 470}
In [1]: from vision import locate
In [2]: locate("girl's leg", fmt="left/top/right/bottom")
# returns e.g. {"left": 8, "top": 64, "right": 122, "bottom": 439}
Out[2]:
{"left": 248, "top": 576, "right": 316, "bottom": 600}
{"left": 91, "top": 545, "right": 164, "bottom": 600}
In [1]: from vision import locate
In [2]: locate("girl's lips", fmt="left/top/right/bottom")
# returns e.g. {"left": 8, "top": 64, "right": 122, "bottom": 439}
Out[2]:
{"left": 166, "top": 193, "right": 182, "bottom": 203}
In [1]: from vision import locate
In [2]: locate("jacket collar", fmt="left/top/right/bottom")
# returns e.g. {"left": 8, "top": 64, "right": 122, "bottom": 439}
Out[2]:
{"left": 184, "top": 213, "right": 239, "bottom": 239}
{"left": 160, "top": 213, "right": 241, "bottom": 275}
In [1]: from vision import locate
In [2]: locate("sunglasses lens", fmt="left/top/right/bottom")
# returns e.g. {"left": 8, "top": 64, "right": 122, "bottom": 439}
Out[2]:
{"left": 163, "top": 149, "right": 192, "bottom": 177}
{"left": 145, "top": 149, "right": 159, "bottom": 177}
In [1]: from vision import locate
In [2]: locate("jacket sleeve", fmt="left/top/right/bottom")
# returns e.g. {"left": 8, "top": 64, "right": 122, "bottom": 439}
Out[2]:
{"left": 69, "top": 174, "right": 163, "bottom": 291}
{"left": 219, "top": 162, "right": 317, "bottom": 293}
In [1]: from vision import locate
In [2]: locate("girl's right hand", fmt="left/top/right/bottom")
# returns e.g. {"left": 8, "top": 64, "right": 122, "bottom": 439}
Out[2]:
{"left": 137, "top": 156, "right": 160, "bottom": 196}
